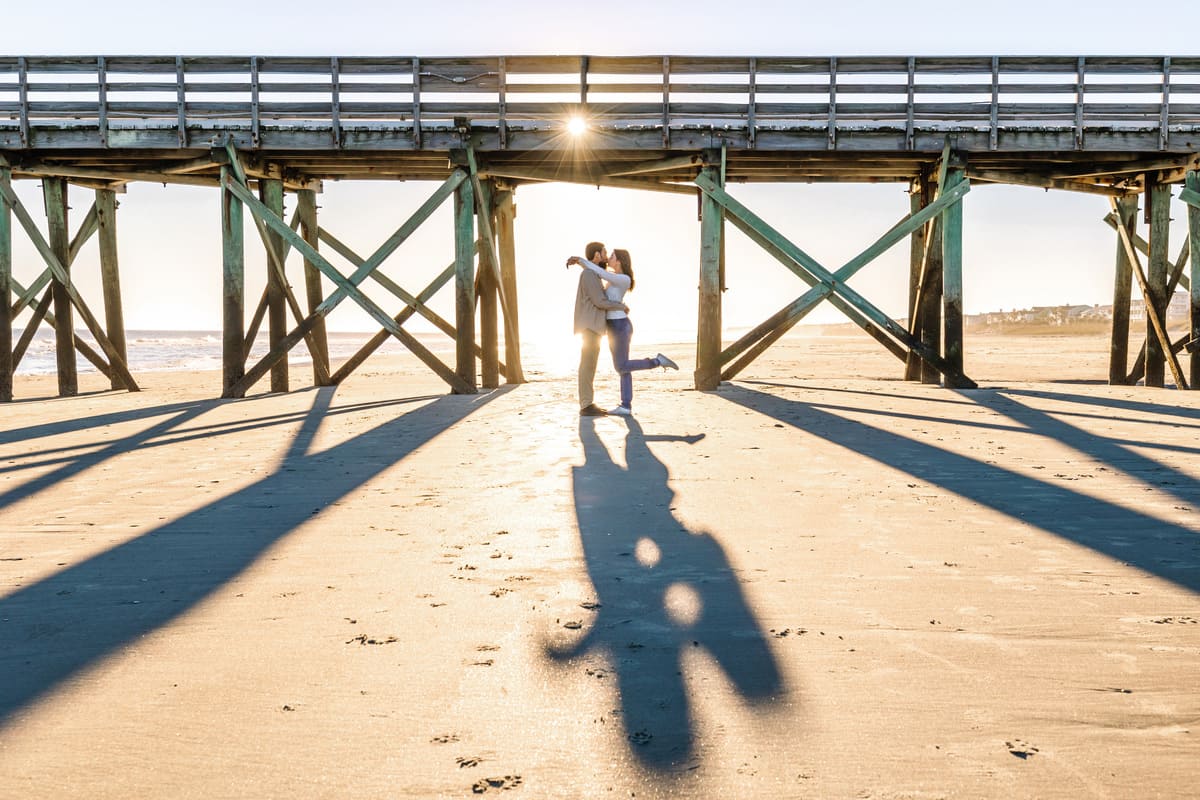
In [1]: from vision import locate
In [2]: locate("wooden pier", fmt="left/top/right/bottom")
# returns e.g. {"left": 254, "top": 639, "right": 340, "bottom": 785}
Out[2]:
{"left": 2, "top": 54, "right": 1200, "bottom": 400}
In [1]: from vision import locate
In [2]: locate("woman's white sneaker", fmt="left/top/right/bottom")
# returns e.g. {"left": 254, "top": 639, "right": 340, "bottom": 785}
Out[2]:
{"left": 655, "top": 353, "right": 679, "bottom": 371}
{"left": 608, "top": 405, "right": 632, "bottom": 416}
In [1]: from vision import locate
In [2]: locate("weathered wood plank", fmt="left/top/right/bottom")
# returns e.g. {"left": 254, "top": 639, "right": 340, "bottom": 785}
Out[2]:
{"left": 221, "top": 164, "right": 245, "bottom": 397}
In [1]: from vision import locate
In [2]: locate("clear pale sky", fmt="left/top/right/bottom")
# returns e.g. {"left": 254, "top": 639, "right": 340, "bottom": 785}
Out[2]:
{"left": 5, "top": 1, "right": 1198, "bottom": 347}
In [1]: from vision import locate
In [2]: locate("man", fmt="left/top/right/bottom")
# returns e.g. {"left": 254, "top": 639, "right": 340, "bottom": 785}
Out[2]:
{"left": 573, "top": 241, "right": 627, "bottom": 416}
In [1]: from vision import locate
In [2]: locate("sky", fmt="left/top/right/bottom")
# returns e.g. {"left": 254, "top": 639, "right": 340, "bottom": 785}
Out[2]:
{"left": 5, "top": 0, "right": 1199, "bottom": 351}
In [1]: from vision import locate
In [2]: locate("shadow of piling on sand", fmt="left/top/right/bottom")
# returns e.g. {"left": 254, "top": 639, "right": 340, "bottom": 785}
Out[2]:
{"left": 0, "top": 386, "right": 505, "bottom": 724}
{"left": 720, "top": 383, "right": 1200, "bottom": 596}
{"left": 548, "top": 416, "right": 784, "bottom": 770}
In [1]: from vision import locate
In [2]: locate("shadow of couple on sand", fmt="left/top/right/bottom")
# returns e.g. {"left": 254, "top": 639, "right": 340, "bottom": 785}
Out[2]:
{"left": 549, "top": 415, "right": 784, "bottom": 770}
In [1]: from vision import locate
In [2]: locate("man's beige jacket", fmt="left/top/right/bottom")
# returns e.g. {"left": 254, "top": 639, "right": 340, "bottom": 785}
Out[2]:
{"left": 573, "top": 269, "right": 625, "bottom": 334}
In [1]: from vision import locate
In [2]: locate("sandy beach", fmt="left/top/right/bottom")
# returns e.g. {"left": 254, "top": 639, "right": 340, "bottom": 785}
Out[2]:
{"left": 1, "top": 331, "right": 1198, "bottom": 799}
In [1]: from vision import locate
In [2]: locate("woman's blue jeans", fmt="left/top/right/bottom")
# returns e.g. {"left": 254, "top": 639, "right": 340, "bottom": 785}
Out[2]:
{"left": 606, "top": 317, "right": 657, "bottom": 408}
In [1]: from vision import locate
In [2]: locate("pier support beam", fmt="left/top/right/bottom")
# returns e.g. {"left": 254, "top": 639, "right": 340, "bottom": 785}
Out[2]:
{"left": 942, "top": 166, "right": 966, "bottom": 382}
{"left": 261, "top": 178, "right": 288, "bottom": 392}
{"left": 96, "top": 188, "right": 127, "bottom": 391}
{"left": 44, "top": 178, "right": 77, "bottom": 396}
{"left": 478, "top": 179, "right": 500, "bottom": 389}
{"left": 1145, "top": 182, "right": 1172, "bottom": 387}
{"left": 494, "top": 186, "right": 524, "bottom": 384}
{"left": 221, "top": 164, "right": 246, "bottom": 397}
{"left": 1188, "top": 170, "right": 1200, "bottom": 388}
{"left": 906, "top": 167, "right": 944, "bottom": 384}
{"left": 696, "top": 160, "right": 724, "bottom": 390}
{"left": 905, "top": 176, "right": 927, "bottom": 382}
{"left": 1109, "top": 197, "right": 1137, "bottom": 384}
{"left": 0, "top": 161, "right": 10, "bottom": 402}
{"left": 297, "top": 188, "right": 331, "bottom": 386}
{"left": 454, "top": 177, "right": 477, "bottom": 393}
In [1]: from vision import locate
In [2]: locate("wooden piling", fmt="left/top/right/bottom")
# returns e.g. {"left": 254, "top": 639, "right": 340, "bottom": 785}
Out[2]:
{"left": 1145, "top": 182, "right": 1172, "bottom": 387}
{"left": 454, "top": 179, "right": 477, "bottom": 393}
{"left": 0, "top": 162, "right": 11, "bottom": 402}
{"left": 941, "top": 167, "right": 965, "bottom": 383}
{"left": 43, "top": 177, "right": 77, "bottom": 396}
{"left": 494, "top": 187, "right": 524, "bottom": 384}
{"left": 696, "top": 163, "right": 723, "bottom": 390}
{"left": 918, "top": 177, "right": 943, "bottom": 385}
{"left": 1189, "top": 170, "right": 1200, "bottom": 388}
{"left": 260, "top": 178, "right": 288, "bottom": 392}
{"left": 905, "top": 176, "right": 927, "bottom": 381}
{"left": 96, "top": 188, "right": 127, "bottom": 391}
{"left": 297, "top": 189, "right": 331, "bottom": 386}
{"left": 221, "top": 165, "right": 245, "bottom": 397}
{"left": 1109, "top": 196, "right": 1137, "bottom": 384}
{"left": 478, "top": 180, "right": 500, "bottom": 389}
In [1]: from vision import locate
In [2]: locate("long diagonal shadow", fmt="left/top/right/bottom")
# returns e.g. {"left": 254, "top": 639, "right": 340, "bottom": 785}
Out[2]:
{"left": 721, "top": 385, "right": 1200, "bottom": 595}
{"left": 549, "top": 417, "right": 783, "bottom": 769}
{"left": 0, "top": 386, "right": 503, "bottom": 723}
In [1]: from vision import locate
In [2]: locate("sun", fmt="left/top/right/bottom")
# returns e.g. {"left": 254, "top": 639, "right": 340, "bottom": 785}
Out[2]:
{"left": 566, "top": 116, "right": 588, "bottom": 136}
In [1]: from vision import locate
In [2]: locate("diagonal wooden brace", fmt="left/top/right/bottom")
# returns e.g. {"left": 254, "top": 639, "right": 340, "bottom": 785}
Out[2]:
{"left": 0, "top": 180, "right": 138, "bottom": 391}
{"left": 224, "top": 173, "right": 472, "bottom": 395}
{"left": 1111, "top": 196, "right": 1189, "bottom": 389}
{"left": 222, "top": 144, "right": 331, "bottom": 386}
{"left": 465, "top": 146, "right": 523, "bottom": 367}
{"left": 330, "top": 262, "right": 457, "bottom": 385}
{"left": 318, "top": 227, "right": 506, "bottom": 377}
{"left": 12, "top": 202, "right": 99, "bottom": 316}
{"left": 696, "top": 172, "right": 974, "bottom": 387}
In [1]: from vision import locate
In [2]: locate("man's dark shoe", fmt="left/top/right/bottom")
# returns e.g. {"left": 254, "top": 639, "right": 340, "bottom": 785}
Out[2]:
{"left": 579, "top": 404, "right": 608, "bottom": 416}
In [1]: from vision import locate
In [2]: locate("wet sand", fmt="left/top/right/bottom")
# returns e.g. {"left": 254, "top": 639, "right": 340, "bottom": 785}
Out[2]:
{"left": 1, "top": 333, "right": 1198, "bottom": 798}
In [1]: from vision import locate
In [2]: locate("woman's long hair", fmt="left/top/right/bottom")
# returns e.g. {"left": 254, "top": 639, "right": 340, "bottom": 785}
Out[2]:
{"left": 613, "top": 248, "right": 635, "bottom": 290}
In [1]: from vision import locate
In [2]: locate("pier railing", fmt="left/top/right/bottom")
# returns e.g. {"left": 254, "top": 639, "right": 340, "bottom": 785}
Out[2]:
{"left": 2, "top": 55, "right": 1199, "bottom": 150}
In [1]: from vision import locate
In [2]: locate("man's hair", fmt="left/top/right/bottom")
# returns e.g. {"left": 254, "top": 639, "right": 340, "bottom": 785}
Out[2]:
{"left": 585, "top": 241, "right": 605, "bottom": 262}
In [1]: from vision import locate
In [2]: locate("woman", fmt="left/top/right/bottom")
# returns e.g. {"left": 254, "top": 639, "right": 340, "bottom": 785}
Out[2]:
{"left": 568, "top": 248, "right": 679, "bottom": 416}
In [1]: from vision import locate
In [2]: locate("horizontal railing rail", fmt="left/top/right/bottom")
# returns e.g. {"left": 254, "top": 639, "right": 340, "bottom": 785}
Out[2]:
{"left": 2, "top": 55, "right": 1199, "bottom": 149}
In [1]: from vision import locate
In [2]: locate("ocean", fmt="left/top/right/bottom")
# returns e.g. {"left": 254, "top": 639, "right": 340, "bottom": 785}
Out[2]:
{"left": 14, "top": 329, "right": 458, "bottom": 377}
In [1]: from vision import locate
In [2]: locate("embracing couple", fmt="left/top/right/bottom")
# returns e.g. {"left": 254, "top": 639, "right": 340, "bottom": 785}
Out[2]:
{"left": 568, "top": 241, "right": 679, "bottom": 417}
